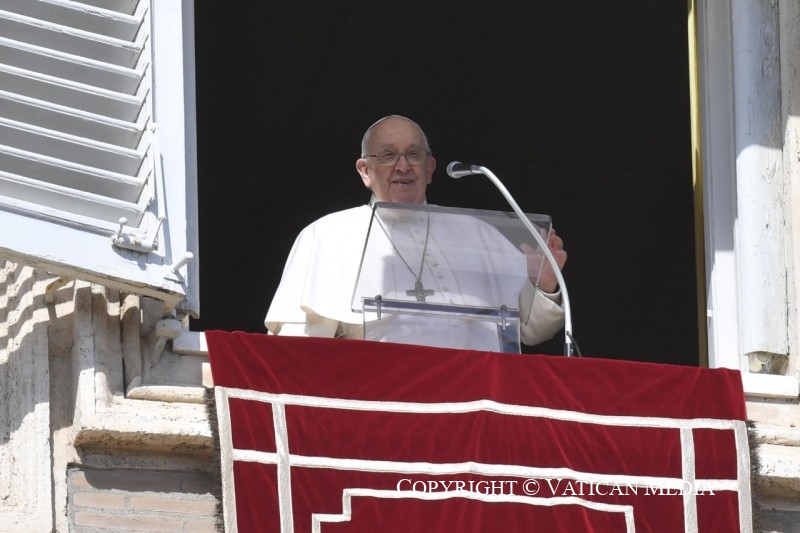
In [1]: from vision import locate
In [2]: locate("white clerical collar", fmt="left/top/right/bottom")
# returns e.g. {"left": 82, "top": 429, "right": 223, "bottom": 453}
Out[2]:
{"left": 368, "top": 194, "right": 428, "bottom": 207}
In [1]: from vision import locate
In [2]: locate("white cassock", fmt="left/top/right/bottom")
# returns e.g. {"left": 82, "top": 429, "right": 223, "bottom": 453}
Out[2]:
{"left": 265, "top": 203, "right": 565, "bottom": 352}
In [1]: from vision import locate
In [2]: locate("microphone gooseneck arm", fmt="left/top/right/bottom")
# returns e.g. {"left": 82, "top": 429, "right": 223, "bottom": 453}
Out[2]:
{"left": 447, "top": 161, "right": 575, "bottom": 356}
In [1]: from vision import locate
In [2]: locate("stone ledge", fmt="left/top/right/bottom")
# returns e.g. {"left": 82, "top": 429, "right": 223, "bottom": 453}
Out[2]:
{"left": 748, "top": 399, "right": 800, "bottom": 499}
{"left": 757, "top": 443, "right": 800, "bottom": 499}
{"left": 74, "top": 397, "right": 213, "bottom": 453}
{"left": 126, "top": 382, "right": 208, "bottom": 403}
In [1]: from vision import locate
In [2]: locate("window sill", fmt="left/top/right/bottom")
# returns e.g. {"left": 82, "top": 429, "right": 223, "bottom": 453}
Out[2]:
{"left": 741, "top": 372, "right": 800, "bottom": 400}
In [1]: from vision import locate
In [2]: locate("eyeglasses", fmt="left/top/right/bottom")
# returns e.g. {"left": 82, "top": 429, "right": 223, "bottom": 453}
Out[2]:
{"left": 364, "top": 148, "right": 430, "bottom": 166}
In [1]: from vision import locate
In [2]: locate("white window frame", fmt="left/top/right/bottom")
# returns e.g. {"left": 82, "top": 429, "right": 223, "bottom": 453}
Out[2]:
{"left": 696, "top": 0, "right": 798, "bottom": 399}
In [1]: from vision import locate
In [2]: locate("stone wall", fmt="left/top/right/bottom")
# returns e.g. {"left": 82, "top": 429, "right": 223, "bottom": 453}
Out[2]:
{"left": 0, "top": 261, "right": 56, "bottom": 531}
{"left": 747, "top": 398, "right": 800, "bottom": 532}
{"left": 0, "top": 260, "right": 219, "bottom": 532}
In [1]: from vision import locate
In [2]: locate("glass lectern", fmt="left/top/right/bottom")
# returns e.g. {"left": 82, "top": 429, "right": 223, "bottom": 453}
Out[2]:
{"left": 351, "top": 202, "right": 551, "bottom": 353}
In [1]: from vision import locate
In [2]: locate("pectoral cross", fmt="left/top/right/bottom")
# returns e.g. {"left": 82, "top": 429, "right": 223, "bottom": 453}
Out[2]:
{"left": 407, "top": 280, "right": 434, "bottom": 302}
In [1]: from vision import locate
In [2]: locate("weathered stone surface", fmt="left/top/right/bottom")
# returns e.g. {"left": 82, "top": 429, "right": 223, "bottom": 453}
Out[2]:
{"left": 1, "top": 261, "right": 219, "bottom": 531}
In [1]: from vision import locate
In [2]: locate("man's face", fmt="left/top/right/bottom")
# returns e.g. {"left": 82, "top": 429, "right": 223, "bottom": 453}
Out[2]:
{"left": 356, "top": 117, "right": 436, "bottom": 204}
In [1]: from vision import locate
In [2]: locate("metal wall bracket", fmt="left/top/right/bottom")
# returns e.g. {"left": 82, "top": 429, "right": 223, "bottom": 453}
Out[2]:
{"left": 111, "top": 216, "right": 164, "bottom": 253}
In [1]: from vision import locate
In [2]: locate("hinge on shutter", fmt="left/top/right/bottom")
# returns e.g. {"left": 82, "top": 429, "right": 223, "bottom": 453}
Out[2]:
{"left": 111, "top": 216, "right": 164, "bottom": 253}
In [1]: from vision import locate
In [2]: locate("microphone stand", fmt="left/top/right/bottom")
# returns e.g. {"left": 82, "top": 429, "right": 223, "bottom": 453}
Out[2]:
{"left": 448, "top": 162, "right": 576, "bottom": 356}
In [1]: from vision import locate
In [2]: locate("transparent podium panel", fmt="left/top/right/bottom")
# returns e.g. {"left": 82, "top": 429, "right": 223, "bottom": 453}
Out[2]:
{"left": 351, "top": 202, "right": 552, "bottom": 353}
{"left": 362, "top": 298, "right": 521, "bottom": 353}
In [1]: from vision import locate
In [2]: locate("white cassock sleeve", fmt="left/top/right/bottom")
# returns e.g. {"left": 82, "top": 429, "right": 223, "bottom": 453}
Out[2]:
{"left": 264, "top": 206, "right": 372, "bottom": 337}
{"left": 519, "top": 281, "right": 565, "bottom": 346}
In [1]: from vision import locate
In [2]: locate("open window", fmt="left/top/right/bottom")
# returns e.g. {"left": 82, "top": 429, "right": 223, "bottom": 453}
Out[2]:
{"left": 0, "top": 0, "right": 198, "bottom": 315}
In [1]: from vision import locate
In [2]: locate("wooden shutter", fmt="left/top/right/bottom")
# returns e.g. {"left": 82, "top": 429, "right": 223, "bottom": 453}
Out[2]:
{"left": 0, "top": 0, "right": 198, "bottom": 314}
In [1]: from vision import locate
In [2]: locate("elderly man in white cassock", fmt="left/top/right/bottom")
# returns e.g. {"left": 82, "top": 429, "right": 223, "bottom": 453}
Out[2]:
{"left": 265, "top": 115, "right": 567, "bottom": 352}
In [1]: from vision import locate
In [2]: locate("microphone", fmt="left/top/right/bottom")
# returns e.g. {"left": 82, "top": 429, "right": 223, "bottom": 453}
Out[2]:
{"left": 446, "top": 161, "right": 481, "bottom": 179}
{"left": 447, "top": 161, "right": 577, "bottom": 356}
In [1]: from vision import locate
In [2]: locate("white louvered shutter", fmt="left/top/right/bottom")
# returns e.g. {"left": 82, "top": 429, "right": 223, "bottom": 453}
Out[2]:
{"left": 0, "top": 0, "right": 198, "bottom": 314}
